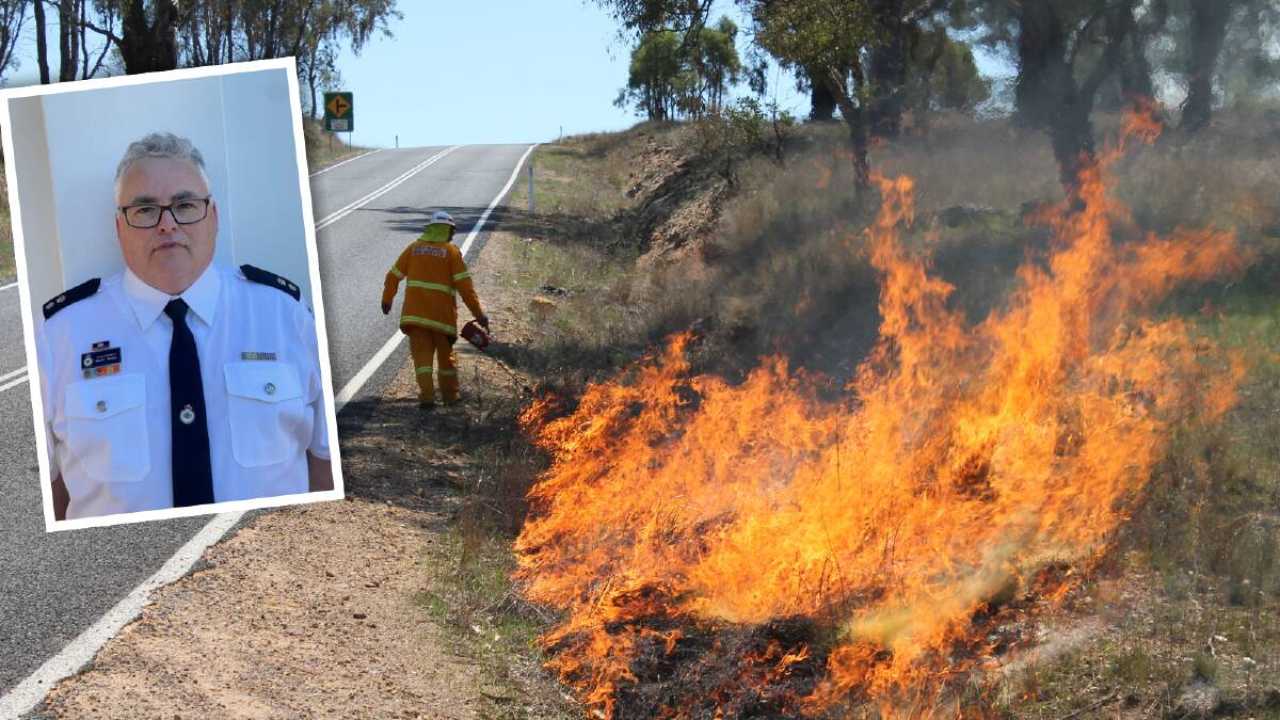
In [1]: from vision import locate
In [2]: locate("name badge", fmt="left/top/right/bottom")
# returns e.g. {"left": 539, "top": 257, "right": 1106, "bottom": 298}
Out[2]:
{"left": 81, "top": 344, "right": 122, "bottom": 379}
{"left": 241, "top": 351, "right": 278, "bottom": 361}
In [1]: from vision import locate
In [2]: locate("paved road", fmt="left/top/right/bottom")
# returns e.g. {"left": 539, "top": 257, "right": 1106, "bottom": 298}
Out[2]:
{"left": 0, "top": 143, "right": 530, "bottom": 700}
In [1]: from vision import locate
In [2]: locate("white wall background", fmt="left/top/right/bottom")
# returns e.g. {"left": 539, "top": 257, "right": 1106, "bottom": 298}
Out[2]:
{"left": 9, "top": 65, "right": 313, "bottom": 332}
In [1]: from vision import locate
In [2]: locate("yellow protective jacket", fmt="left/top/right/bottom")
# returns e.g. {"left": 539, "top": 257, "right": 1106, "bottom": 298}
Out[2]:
{"left": 382, "top": 226, "right": 484, "bottom": 337}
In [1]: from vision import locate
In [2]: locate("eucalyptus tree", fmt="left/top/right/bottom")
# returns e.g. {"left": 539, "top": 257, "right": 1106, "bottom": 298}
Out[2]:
{"left": 616, "top": 17, "right": 743, "bottom": 121}
{"left": 954, "top": 0, "right": 1148, "bottom": 195}
{"left": 0, "top": 0, "right": 28, "bottom": 82}
{"left": 742, "top": 0, "right": 879, "bottom": 188}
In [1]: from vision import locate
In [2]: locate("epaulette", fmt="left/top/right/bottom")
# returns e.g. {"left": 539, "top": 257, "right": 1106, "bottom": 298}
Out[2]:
{"left": 42, "top": 278, "right": 101, "bottom": 320}
{"left": 240, "top": 264, "right": 300, "bottom": 301}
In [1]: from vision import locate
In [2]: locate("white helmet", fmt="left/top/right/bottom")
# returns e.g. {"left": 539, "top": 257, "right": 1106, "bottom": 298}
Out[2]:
{"left": 427, "top": 210, "right": 456, "bottom": 228}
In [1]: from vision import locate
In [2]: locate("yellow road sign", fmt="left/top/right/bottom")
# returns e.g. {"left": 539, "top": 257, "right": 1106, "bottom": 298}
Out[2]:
{"left": 323, "top": 92, "right": 354, "bottom": 132}
{"left": 326, "top": 95, "right": 351, "bottom": 118}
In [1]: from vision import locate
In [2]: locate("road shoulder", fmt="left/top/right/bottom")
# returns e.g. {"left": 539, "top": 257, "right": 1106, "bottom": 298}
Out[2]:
{"left": 34, "top": 227, "right": 559, "bottom": 720}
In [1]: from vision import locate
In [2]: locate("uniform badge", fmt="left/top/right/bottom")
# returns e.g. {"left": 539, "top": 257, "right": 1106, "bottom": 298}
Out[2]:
{"left": 241, "top": 351, "right": 278, "bottom": 361}
{"left": 179, "top": 404, "right": 196, "bottom": 425}
{"left": 81, "top": 343, "right": 122, "bottom": 379}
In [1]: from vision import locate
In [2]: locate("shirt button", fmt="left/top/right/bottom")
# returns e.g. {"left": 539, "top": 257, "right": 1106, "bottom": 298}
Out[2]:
{"left": 96, "top": 400, "right": 107, "bottom": 413}
{"left": 264, "top": 382, "right": 276, "bottom": 396}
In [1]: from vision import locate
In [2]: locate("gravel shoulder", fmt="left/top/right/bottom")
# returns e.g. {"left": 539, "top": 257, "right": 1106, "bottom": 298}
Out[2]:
{"left": 34, "top": 229, "right": 553, "bottom": 720}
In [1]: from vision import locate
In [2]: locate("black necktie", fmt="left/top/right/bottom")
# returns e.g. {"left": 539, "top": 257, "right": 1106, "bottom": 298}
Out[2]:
{"left": 165, "top": 299, "right": 214, "bottom": 506}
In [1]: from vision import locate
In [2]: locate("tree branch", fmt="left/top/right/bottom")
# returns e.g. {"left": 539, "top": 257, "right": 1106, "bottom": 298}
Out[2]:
{"left": 1067, "top": 8, "right": 1107, "bottom": 69}
{"left": 78, "top": 17, "right": 121, "bottom": 45}
{"left": 903, "top": 0, "right": 951, "bottom": 26}
{"left": 1081, "top": 1, "right": 1135, "bottom": 99}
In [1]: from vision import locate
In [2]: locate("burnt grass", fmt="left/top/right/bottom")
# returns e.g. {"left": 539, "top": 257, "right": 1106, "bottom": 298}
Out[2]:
{"left": 608, "top": 616, "right": 828, "bottom": 720}
{"left": 563, "top": 568, "right": 1076, "bottom": 719}
{"left": 652, "top": 620, "right": 822, "bottom": 719}
{"left": 470, "top": 115, "right": 1280, "bottom": 718}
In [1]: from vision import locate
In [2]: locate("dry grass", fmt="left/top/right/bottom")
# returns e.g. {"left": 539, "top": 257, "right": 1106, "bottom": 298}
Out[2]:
{"left": 0, "top": 165, "right": 13, "bottom": 280}
{"left": 302, "top": 118, "right": 367, "bottom": 172}
{"left": 873, "top": 113, "right": 1064, "bottom": 213}
{"left": 460, "top": 110, "right": 1280, "bottom": 718}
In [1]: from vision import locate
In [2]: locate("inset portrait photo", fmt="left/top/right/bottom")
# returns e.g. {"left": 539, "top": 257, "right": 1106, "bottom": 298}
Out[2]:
{"left": 0, "top": 58, "right": 344, "bottom": 531}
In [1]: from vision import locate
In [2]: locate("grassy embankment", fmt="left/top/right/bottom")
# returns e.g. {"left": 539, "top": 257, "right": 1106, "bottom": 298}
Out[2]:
{"left": 420, "top": 111, "right": 1280, "bottom": 717}
{"left": 303, "top": 117, "right": 367, "bottom": 171}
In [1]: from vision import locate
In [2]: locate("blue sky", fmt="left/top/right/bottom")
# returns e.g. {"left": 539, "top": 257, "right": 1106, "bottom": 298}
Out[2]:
{"left": 330, "top": 1, "right": 814, "bottom": 148}
{"left": 331, "top": 2, "right": 1012, "bottom": 147}
{"left": 331, "top": 1, "right": 644, "bottom": 147}
{"left": 3, "top": 1, "right": 813, "bottom": 148}
{"left": 5, "top": 1, "right": 1011, "bottom": 149}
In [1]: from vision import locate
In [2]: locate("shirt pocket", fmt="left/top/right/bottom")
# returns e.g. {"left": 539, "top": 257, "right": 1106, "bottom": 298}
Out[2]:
{"left": 223, "top": 361, "right": 309, "bottom": 468}
{"left": 63, "top": 373, "right": 150, "bottom": 484}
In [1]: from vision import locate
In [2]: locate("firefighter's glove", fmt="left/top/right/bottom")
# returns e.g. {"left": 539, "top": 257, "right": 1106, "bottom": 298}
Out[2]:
{"left": 381, "top": 301, "right": 391, "bottom": 315}
{"left": 478, "top": 315, "right": 490, "bottom": 330}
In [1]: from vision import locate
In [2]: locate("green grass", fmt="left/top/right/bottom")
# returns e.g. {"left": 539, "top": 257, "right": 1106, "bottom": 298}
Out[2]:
{"left": 417, "top": 519, "right": 574, "bottom": 720}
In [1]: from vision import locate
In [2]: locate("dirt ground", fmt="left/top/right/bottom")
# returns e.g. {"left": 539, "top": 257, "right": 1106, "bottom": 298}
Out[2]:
{"left": 35, "top": 231, "right": 556, "bottom": 720}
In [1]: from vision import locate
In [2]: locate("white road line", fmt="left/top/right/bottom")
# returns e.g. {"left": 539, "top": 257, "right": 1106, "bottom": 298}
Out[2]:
{"left": 0, "top": 372, "right": 27, "bottom": 394}
{"left": 334, "top": 332, "right": 404, "bottom": 410}
{"left": 0, "top": 281, "right": 17, "bottom": 291}
{"left": 0, "top": 512, "right": 243, "bottom": 720}
{"left": 459, "top": 143, "right": 539, "bottom": 256}
{"left": 0, "top": 366, "right": 25, "bottom": 384}
{"left": 0, "top": 142, "right": 538, "bottom": 720}
{"left": 315, "top": 146, "right": 460, "bottom": 230}
{"left": 308, "top": 148, "right": 379, "bottom": 177}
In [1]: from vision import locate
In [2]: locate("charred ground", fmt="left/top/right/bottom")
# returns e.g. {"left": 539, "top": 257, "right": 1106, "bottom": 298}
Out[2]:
{"left": 438, "top": 109, "right": 1280, "bottom": 719}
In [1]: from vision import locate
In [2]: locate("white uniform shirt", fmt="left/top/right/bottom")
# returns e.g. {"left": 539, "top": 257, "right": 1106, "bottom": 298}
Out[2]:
{"left": 36, "top": 263, "right": 330, "bottom": 519}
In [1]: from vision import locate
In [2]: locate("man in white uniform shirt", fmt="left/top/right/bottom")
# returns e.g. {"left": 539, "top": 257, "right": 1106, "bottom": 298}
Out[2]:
{"left": 36, "top": 131, "right": 332, "bottom": 521}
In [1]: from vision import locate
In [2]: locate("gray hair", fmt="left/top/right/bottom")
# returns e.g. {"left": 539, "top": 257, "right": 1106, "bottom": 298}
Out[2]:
{"left": 114, "top": 132, "right": 210, "bottom": 201}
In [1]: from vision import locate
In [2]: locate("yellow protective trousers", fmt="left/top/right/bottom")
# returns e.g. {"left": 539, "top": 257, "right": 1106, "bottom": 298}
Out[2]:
{"left": 406, "top": 328, "right": 458, "bottom": 403}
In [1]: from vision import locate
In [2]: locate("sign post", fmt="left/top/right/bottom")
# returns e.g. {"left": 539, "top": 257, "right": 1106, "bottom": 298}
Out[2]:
{"left": 323, "top": 92, "right": 354, "bottom": 149}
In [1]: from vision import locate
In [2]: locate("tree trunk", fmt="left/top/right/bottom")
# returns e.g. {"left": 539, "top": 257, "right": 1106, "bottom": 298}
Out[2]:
{"left": 119, "top": 0, "right": 179, "bottom": 74}
{"left": 34, "top": 0, "right": 50, "bottom": 83}
{"left": 1099, "top": 0, "right": 1157, "bottom": 109}
{"left": 1014, "top": 0, "right": 1125, "bottom": 201}
{"left": 79, "top": 0, "right": 89, "bottom": 78}
{"left": 309, "top": 69, "right": 318, "bottom": 119}
{"left": 867, "top": 0, "right": 909, "bottom": 138}
{"left": 225, "top": 0, "right": 234, "bottom": 63}
{"left": 807, "top": 65, "right": 835, "bottom": 120}
{"left": 58, "top": 0, "right": 77, "bottom": 82}
{"left": 1181, "top": 0, "right": 1232, "bottom": 133}
{"left": 1048, "top": 88, "right": 1096, "bottom": 200}
{"left": 304, "top": 42, "right": 320, "bottom": 119}
{"left": 1014, "top": 1, "right": 1067, "bottom": 129}
{"left": 1117, "top": 4, "right": 1154, "bottom": 100}
{"left": 826, "top": 64, "right": 869, "bottom": 191}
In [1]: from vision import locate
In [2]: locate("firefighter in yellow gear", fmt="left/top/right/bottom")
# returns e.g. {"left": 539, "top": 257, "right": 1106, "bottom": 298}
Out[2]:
{"left": 381, "top": 210, "right": 488, "bottom": 408}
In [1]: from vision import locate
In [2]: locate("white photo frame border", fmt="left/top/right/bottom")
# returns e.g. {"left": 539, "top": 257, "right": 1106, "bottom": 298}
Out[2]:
{"left": 0, "top": 57, "right": 346, "bottom": 532}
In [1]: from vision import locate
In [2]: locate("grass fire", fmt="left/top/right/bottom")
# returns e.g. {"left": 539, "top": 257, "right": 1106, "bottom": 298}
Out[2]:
{"left": 512, "top": 108, "right": 1254, "bottom": 718}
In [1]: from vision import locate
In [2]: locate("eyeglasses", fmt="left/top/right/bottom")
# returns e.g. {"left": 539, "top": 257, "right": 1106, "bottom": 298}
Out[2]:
{"left": 118, "top": 198, "right": 211, "bottom": 229}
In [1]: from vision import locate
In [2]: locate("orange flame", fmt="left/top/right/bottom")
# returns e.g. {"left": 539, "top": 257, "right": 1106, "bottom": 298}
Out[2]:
{"left": 515, "top": 107, "right": 1249, "bottom": 717}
